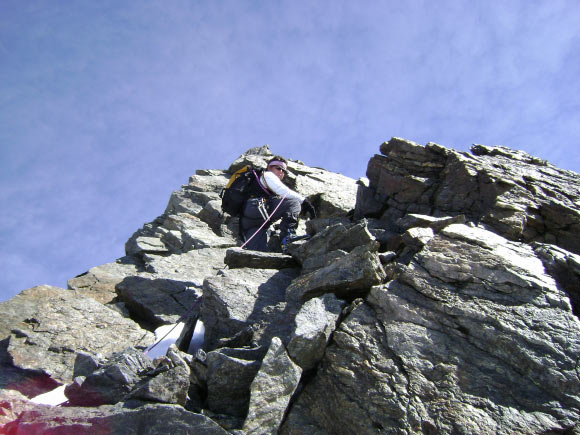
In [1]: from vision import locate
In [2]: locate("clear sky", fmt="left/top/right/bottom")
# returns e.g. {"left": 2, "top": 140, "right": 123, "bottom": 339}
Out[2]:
{"left": 1, "top": 1, "right": 579, "bottom": 302}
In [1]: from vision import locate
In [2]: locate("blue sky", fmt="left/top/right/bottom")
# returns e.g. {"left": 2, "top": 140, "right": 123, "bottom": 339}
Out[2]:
{"left": 1, "top": 1, "right": 579, "bottom": 302}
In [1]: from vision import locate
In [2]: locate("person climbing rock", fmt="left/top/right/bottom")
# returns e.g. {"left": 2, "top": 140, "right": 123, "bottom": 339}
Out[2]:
{"left": 240, "top": 156, "right": 316, "bottom": 252}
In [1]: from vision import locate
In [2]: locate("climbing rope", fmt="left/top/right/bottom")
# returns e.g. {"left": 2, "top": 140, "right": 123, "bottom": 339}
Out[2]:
{"left": 240, "top": 193, "right": 288, "bottom": 249}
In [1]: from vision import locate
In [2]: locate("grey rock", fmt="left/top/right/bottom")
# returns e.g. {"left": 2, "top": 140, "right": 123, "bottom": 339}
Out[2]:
{"left": 126, "top": 236, "right": 169, "bottom": 256}
{"left": 4, "top": 400, "right": 228, "bottom": 434}
{"left": 228, "top": 145, "right": 274, "bottom": 173}
{"left": 287, "top": 294, "right": 345, "bottom": 371}
{"left": 301, "top": 249, "right": 348, "bottom": 274}
{"left": 283, "top": 223, "right": 580, "bottom": 434}
{"left": 130, "top": 345, "right": 191, "bottom": 406}
{"left": 400, "top": 226, "right": 435, "bottom": 250}
{"left": 67, "top": 256, "right": 145, "bottom": 305}
{"left": 0, "top": 286, "right": 153, "bottom": 384}
{"left": 165, "top": 184, "right": 222, "bottom": 216}
{"left": 201, "top": 267, "right": 300, "bottom": 353}
{"left": 291, "top": 221, "right": 375, "bottom": 264}
{"left": 359, "top": 136, "right": 580, "bottom": 256}
{"left": 225, "top": 247, "right": 298, "bottom": 269}
{"left": 188, "top": 170, "right": 230, "bottom": 194}
{"left": 286, "top": 243, "right": 386, "bottom": 302}
{"left": 533, "top": 243, "right": 580, "bottom": 317}
{"left": 0, "top": 338, "right": 60, "bottom": 398}
{"left": 305, "top": 217, "right": 352, "bottom": 235}
{"left": 205, "top": 347, "right": 262, "bottom": 418}
{"left": 65, "top": 348, "right": 155, "bottom": 406}
{"left": 142, "top": 247, "right": 226, "bottom": 286}
{"left": 293, "top": 167, "right": 358, "bottom": 218}
{"left": 73, "top": 351, "right": 105, "bottom": 377}
{"left": 243, "top": 337, "right": 302, "bottom": 434}
{"left": 116, "top": 276, "right": 200, "bottom": 327}
{"left": 160, "top": 213, "right": 236, "bottom": 251}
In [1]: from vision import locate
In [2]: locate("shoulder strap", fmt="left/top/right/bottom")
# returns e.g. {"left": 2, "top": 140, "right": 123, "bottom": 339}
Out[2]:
{"left": 254, "top": 170, "right": 271, "bottom": 196}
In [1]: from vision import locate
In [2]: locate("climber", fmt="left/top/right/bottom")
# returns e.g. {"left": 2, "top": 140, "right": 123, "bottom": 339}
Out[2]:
{"left": 240, "top": 156, "right": 316, "bottom": 252}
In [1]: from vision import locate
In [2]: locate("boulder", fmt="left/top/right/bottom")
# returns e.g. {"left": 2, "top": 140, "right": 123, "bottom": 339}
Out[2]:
{"left": 287, "top": 294, "right": 345, "bottom": 371}
{"left": 290, "top": 221, "right": 375, "bottom": 264}
{"left": 130, "top": 346, "right": 191, "bottom": 406}
{"left": 67, "top": 256, "right": 145, "bottom": 305}
{"left": 201, "top": 267, "right": 300, "bottom": 352}
{"left": 286, "top": 243, "right": 386, "bottom": 301}
{"left": 205, "top": 347, "right": 262, "bottom": 418}
{"left": 225, "top": 247, "right": 298, "bottom": 269}
{"left": 0, "top": 286, "right": 154, "bottom": 384}
{"left": 141, "top": 247, "right": 226, "bottom": 286}
{"left": 160, "top": 213, "right": 236, "bottom": 251}
{"left": 116, "top": 276, "right": 200, "bottom": 327}
{"left": 65, "top": 348, "right": 155, "bottom": 406}
{"left": 243, "top": 337, "right": 302, "bottom": 434}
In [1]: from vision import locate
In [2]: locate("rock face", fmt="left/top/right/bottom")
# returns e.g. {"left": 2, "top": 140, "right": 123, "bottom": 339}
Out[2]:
{"left": 2, "top": 140, "right": 580, "bottom": 434}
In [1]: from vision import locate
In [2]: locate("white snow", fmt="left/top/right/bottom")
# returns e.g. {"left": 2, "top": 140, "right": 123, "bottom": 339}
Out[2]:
{"left": 30, "top": 384, "right": 68, "bottom": 406}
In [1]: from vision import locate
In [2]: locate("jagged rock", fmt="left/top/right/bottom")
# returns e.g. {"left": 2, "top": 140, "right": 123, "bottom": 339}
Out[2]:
{"left": 205, "top": 347, "right": 262, "bottom": 418}
{"left": 224, "top": 247, "right": 298, "bottom": 269}
{"left": 142, "top": 248, "right": 226, "bottom": 285}
{"left": 287, "top": 294, "right": 345, "bottom": 371}
{"left": 165, "top": 183, "right": 223, "bottom": 216}
{"left": 67, "top": 256, "right": 145, "bottom": 304}
{"left": 4, "top": 400, "right": 228, "bottom": 434}
{"left": 292, "top": 166, "right": 358, "bottom": 218}
{"left": 130, "top": 346, "right": 191, "bottom": 406}
{"left": 305, "top": 217, "right": 351, "bottom": 235}
{"left": 116, "top": 276, "right": 200, "bottom": 327}
{"left": 201, "top": 268, "right": 300, "bottom": 352}
{"left": 160, "top": 213, "right": 236, "bottom": 251}
{"left": 0, "top": 286, "right": 153, "bottom": 385}
{"left": 127, "top": 236, "right": 169, "bottom": 255}
{"left": 243, "top": 337, "right": 302, "bottom": 434}
{"left": 187, "top": 349, "right": 208, "bottom": 412}
{"left": 228, "top": 145, "right": 274, "bottom": 173}
{"left": 65, "top": 348, "right": 155, "bottom": 406}
{"left": 534, "top": 243, "right": 580, "bottom": 317}
{"left": 290, "top": 221, "right": 375, "bottom": 264}
{"left": 0, "top": 339, "right": 60, "bottom": 398}
{"left": 301, "top": 249, "right": 347, "bottom": 274}
{"left": 359, "top": 137, "right": 580, "bottom": 256}
{"left": 400, "top": 226, "right": 435, "bottom": 250}
{"left": 283, "top": 223, "right": 580, "bottom": 434}
{"left": 286, "top": 243, "right": 386, "bottom": 302}
{"left": 188, "top": 170, "right": 230, "bottom": 194}
{"left": 73, "top": 351, "right": 106, "bottom": 377}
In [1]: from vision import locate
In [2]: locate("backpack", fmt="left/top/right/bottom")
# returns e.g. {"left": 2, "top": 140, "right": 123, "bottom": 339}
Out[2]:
{"left": 220, "top": 165, "right": 260, "bottom": 216}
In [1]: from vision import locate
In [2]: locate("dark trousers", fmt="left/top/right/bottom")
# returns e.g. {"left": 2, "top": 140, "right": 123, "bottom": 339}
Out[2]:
{"left": 240, "top": 196, "right": 301, "bottom": 251}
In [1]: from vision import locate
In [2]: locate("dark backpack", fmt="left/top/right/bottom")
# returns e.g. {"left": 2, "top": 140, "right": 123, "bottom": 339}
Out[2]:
{"left": 220, "top": 165, "right": 260, "bottom": 216}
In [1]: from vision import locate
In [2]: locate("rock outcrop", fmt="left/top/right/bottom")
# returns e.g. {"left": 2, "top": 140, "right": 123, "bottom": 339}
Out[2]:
{"left": 1, "top": 140, "right": 579, "bottom": 434}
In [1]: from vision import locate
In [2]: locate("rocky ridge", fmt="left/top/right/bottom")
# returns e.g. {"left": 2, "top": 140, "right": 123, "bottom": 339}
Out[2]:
{"left": 1, "top": 139, "right": 579, "bottom": 434}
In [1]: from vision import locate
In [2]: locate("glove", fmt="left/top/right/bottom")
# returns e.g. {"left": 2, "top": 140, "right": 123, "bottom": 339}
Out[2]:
{"left": 300, "top": 199, "right": 316, "bottom": 219}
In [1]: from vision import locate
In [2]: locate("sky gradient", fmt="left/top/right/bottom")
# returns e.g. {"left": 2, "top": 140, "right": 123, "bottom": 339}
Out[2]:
{"left": 1, "top": 1, "right": 579, "bottom": 301}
